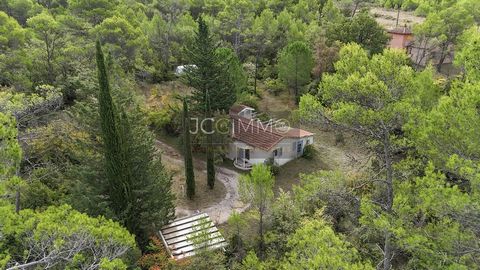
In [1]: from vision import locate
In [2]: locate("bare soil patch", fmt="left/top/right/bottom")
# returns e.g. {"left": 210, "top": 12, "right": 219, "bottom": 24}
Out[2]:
{"left": 156, "top": 139, "right": 227, "bottom": 211}
{"left": 370, "top": 7, "right": 425, "bottom": 29}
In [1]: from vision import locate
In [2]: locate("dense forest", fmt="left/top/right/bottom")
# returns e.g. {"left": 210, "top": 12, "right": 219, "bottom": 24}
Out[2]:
{"left": 0, "top": 0, "right": 479, "bottom": 269}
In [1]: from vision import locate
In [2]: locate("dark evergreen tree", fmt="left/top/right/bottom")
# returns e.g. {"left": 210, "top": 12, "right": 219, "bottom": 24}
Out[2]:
{"left": 205, "top": 90, "right": 215, "bottom": 189}
{"left": 185, "top": 16, "right": 236, "bottom": 112}
{"left": 183, "top": 98, "right": 195, "bottom": 199}
{"left": 96, "top": 40, "right": 126, "bottom": 217}
{"left": 326, "top": 9, "right": 389, "bottom": 55}
{"left": 117, "top": 111, "right": 175, "bottom": 247}
{"left": 95, "top": 41, "right": 174, "bottom": 248}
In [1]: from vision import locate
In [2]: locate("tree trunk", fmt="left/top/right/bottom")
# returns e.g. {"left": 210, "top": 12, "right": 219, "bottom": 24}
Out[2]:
{"left": 352, "top": 1, "right": 360, "bottom": 17}
{"left": 254, "top": 54, "right": 258, "bottom": 94}
{"left": 384, "top": 231, "right": 392, "bottom": 270}
{"left": 436, "top": 43, "right": 449, "bottom": 73}
{"left": 258, "top": 208, "right": 265, "bottom": 258}
{"left": 294, "top": 56, "right": 298, "bottom": 104}
{"left": 15, "top": 117, "right": 21, "bottom": 214}
{"left": 44, "top": 34, "right": 55, "bottom": 84}
{"left": 15, "top": 190, "right": 20, "bottom": 213}
{"left": 395, "top": 7, "right": 400, "bottom": 28}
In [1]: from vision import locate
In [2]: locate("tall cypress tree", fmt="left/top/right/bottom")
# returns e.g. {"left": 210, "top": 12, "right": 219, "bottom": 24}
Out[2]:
{"left": 95, "top": 41, "right": 174, "bottom": 248}
{"left": 205, "top": 90, "right": 215, "bottom": 189}
{"left": 183, "top": 98, "right": 195, "bottom": 199}
{"left": 96, "top": 40, "right": 127, "bottom": 216}
{"left": 117, "top": 110, "right": 175, "bottom": 247}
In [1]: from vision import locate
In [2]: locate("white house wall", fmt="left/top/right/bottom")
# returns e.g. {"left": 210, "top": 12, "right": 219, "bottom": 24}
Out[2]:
{"left": 270, "top": 136, "right": 313, "bottom": 166}
{"left": 248, "top": 147, "right": 272, "bottom": 165}
{"left": 228, "top": 136, "right": 314, "bottom": 166}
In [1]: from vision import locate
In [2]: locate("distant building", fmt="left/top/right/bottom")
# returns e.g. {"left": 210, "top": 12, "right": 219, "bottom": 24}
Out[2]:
{"left": 387, "top": 27, "right": 414, "bottom": 49}
{"left": 175, "top": 65, "right": 197, "bottom": 76}
{"left": 387, "top": 26, "right": 457, "bottom": 74}
{"left": 228, "top": 105, "right": 314, "bottom": 170}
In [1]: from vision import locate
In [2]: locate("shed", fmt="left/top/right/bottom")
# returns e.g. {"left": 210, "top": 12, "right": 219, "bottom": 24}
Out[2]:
{"left": 175, "top": 65, "right": 197, "bottom": 76}
{"left": 158, "top": 213, "right": 228, "bottom": 260}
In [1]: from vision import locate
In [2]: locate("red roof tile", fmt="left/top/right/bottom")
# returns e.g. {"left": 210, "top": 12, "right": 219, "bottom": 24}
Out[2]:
{"left": 280, "top": 127, "right": 314, "bottom": 138}
{"left": 232, "top": 116, "right": 284, "bottom": 151}
{"left": 229, "top": 105, "right": 314, "bottom": 150}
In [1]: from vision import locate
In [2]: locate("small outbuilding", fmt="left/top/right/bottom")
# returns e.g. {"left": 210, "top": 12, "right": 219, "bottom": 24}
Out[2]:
{"left": 175, "top": 65, "right": 197, "bottom": 76}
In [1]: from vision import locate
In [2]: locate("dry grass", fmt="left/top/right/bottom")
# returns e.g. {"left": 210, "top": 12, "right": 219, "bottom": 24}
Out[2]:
{"left": 273, "top": 126, "right": 369, "bottom": 194}
{"left": 162, "top": 152, "right": 227, "bottom": 211}
{"left": 155, "top": 134, "right": 228, "bottom": 211}
{"left": 257, "top": 83, "right": 296, "bottom": 120}
{"left": 257, "top": 90, "right": 370, "bottom": 193}
{"left": 138, "top": 81, "right": 193, "bottom": 99}
{"left": 370, "top": 7, "right": 425, "bottom": 29}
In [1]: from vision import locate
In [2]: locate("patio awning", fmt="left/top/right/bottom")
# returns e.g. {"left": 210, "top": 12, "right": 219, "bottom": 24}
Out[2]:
{"left": 158, "top": 213, "right": 228, "bottom": 260}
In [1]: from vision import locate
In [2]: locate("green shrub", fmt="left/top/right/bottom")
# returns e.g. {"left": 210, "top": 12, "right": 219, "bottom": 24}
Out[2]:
{"left": 265, "top": 158, "right": 281, "bottom": 175}
{"left": 147, "top": 106, "right": 181, "bottom": 135}
{"left": 302, "top": 144, "right": 317, "bottom": 160}
{"left": 264, "top": 78, "right": 285, "bottom": 96}
{"left": 335, "top": 132, "right": 345, "bottom": 146}
{"left": 270, "top": 164, "right": 280, "bottom": 176}
{"left": 236, "top": 92, "right": 259, "bottom": 109}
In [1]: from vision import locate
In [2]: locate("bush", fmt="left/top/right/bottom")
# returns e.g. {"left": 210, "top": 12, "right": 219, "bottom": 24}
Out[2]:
{"left": 147, "top": 109, "right": 178, "bottom": 134}
{"left": 236, "top": 92, "right": 259, "bottom": 109}
{"left": 271, "top": 164, "right": 280, "bottom": 176}
{"left": 335, "top": 132, "right": 345, "bottom": 146}
{"left": 259, "top": 64, "right": 276, "bottom": 79}
{"left": 264, "top": 78, "right": 285, "bottom": 96}
{"left": 302, "top": 144, "right": 317, "bottom": 160}
{"left": 146, "top": 94, "right": 181, "bottom": 135}
{"left": 265, "top": 158, "right": 281, "bottom": 175}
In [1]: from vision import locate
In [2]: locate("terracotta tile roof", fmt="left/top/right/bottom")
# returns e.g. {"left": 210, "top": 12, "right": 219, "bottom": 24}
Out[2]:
{"left": 229, "top": 105, "right": 314, "bottom": 150}
{"left": 232, "top": 116, "right": 284, "bottom": 151}
{"left": 279, "top": 127, "right": 314, "bottom": 138}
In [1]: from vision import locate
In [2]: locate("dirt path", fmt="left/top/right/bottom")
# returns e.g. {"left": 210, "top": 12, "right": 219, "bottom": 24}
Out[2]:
{"left": 155, "top": 140, "right": 249, "bottom": 224}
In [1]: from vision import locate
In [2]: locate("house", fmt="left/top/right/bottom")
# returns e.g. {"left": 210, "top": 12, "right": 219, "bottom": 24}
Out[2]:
{"left": 387, "top": 26, "right": 457, "bottom": 74}
{"left": 158, "top": 213, "right": 227, "bottom": 260}
{"left": 387, "top": 27, "right": 414, "bottom": 49}
{"left": 228, "top": 105, "right": 314, "bottom": 170}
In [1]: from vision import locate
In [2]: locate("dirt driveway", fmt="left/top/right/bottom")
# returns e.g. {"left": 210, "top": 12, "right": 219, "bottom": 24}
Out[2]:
{"left": 156, "top": 140, "right": 249, "bottom": 224}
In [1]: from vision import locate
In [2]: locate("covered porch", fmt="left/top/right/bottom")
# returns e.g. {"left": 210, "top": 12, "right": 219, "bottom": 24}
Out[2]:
{"left": 233, "top": 142, "right": 253, "bottom": 170}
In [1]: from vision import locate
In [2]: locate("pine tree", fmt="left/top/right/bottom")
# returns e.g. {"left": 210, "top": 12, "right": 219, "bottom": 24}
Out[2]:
{"left": 183, "top": 99, "right": 195, "bottom": 199}
{"left": 205, "top": 90, "right": 215, "bottom": 189}
{"left": 277, "top": 41, "right": 314, "bottom": 104}
{"left": 185, "top": 16, "right": 236, "bottom": 112}
{"left": 185, "top": 17, "right": 221, "bottom": 189}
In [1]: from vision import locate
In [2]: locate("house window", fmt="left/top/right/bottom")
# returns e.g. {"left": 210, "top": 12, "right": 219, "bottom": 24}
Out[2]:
{"left": 306, "top": 139, "right": 311, "bottom": 145}
{"left": 273, "top": 147, "right": 282, "bottom": 157}
{"left": 297, "top": 141, "right": 303, "bottom": 153}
